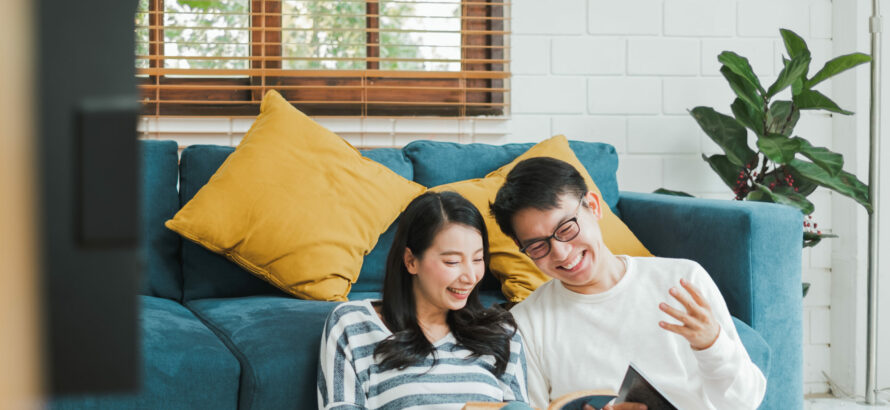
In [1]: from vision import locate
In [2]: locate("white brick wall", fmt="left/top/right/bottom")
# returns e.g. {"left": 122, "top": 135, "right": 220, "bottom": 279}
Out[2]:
{"left": 143, "top": 0, "right": 843, "bottom": 396}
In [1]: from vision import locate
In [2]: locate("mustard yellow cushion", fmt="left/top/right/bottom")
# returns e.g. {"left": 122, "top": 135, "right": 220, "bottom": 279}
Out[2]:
{"left": 434, "top": 135, "right": 651, "bottom": 302}
{"left": 165, "top": 90, "right": 426, "bottom": 301}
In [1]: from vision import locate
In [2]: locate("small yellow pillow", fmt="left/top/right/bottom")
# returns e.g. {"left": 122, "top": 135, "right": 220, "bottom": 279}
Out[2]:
{"left": 434, "top": 135, "right": 651, "bottom": 302}
{"left": 165, "top": 90, "right": 426, "bottom": 301}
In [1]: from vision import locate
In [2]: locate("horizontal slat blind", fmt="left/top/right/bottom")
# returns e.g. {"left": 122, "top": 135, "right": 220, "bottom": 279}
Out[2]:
{"left": 135, "top": 0, "right": 509, "bottom": 117}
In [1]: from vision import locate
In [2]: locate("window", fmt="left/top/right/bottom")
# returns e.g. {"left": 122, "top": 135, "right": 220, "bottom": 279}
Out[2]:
{"left": 135, "top": 0, "right": 508, "bottom": 117}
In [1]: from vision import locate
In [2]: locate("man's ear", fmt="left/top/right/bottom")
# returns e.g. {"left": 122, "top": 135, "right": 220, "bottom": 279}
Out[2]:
{"left": 585, "top": 191, "right": 603, "bottom": 220}
{"left": 404, "top": 248, "right": 419, "bottom": 275}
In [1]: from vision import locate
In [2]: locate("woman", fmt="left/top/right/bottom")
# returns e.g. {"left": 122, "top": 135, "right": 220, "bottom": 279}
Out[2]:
{"left": 318, "top": 191, "right": 528, "bottom": 409}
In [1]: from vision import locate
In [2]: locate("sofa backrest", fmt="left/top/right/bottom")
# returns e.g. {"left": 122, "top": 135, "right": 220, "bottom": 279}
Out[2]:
{"left": 140, "top": 140, "right": 183, "bottom": 300}
{"left": 403, "top": 140, "right": 621, "bottom": 212}
{"left": 158, "top": 140, "right": 619, "bottom": 302}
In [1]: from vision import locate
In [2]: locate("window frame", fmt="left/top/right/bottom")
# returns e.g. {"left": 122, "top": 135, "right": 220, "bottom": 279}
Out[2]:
{"left": 138, "top": 0, "right": 506, "bottom": 117}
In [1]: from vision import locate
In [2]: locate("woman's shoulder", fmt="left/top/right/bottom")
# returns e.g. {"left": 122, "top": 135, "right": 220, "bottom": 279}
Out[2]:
{"left": 326, "top": 300, "right": 379, "bottom": 328}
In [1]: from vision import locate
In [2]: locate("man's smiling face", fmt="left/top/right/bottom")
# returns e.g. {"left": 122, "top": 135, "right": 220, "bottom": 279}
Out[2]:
{"left": 511, "top": 191, "right": 612, "bottom": 293}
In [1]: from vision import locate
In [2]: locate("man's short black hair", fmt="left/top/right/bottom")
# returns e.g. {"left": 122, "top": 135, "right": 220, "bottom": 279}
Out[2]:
{"left": 490, "top": 157, "right": 588, "bottom": 240}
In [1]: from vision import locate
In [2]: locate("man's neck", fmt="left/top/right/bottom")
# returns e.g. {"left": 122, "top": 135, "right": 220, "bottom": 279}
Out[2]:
{"left": 563, "top": 254, "right": 627, "bottom": 295}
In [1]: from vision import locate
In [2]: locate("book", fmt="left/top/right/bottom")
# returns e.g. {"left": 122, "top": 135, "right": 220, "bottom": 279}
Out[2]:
{"left": 463, "top": 362, "right": 678, "bottom": 410}
{"left": 613, "top": 363, "right": 678, "bottom": 410}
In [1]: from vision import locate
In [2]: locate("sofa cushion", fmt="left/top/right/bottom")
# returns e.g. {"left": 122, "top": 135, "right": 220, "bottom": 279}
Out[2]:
{"left": 51, "top": 296, "right": 240, "bottom": 410}
{"left": 177, "top": 145, "right": 415, "bottom": 301}
{"left": 351, "top": 148, "right": 414, "bottom": 293}
{"left": 166, "top": 90, "right": 425, "bottom": 301}
{"left": 140, "top": 140, "right": 182, "bottom": 300}
{"left": 186, "top": 296, "right": 339, "bottom": 410}
{"left": 733, "top": 316, "right": 771, "bottom": 377}
{"left": 178, "top": 145, "right": 283, "bottom": 302}
{"left": 403, "top": 139, "right": 621, "bottom": 213}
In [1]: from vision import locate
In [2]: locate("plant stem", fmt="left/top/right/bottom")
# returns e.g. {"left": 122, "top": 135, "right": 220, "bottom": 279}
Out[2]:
{"left": 758, "top": 153, "right": 769, "bottom": 185}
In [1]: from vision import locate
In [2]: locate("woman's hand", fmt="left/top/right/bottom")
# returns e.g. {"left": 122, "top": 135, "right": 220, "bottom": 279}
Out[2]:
{"left": 658, "top": 278, "right": 720, "bottom": 351}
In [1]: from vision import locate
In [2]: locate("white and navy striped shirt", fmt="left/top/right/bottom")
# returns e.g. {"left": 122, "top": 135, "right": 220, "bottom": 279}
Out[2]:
{"left": 317, "top": 300, "right": 528, "bottom": 410}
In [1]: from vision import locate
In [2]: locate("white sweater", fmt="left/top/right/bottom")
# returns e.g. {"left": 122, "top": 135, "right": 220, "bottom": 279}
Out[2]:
{"left": 511, "top": 256, "right": 766, "bottom": 410}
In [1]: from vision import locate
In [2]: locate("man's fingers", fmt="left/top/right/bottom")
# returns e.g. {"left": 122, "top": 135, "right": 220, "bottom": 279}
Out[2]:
{"left": 669, "top": 286, "right": 701, "bottom": 317}
{"left": 659, "top": 302, "right": 693, "bottom": 326}
{"left": 659, "top": 320, "right": 691, "bottom": 337}
{"left": 680, "top": 278, "right": 709, "bottom": 309}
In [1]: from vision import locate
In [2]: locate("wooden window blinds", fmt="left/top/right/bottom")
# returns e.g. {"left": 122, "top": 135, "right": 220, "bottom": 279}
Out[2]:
{"left": 135, "top": 0, "right": 508, "bottom": 117}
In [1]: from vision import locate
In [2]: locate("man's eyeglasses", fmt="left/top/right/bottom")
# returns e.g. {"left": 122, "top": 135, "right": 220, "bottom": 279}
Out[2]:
{"left": 519, "top": 196, "right": 584, "bottom": 260}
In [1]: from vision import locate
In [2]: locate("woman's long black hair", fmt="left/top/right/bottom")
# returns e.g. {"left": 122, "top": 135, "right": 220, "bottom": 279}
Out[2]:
{"left": 374, "top": 191, "right": 517, "bottom": 376}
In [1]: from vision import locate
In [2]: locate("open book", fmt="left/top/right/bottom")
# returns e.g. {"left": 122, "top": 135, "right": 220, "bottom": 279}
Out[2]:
{"left": 549, "top": 363, "right": 678, "bottom": 410}
{"left": 463, "top": 363, "right": 679, "bottom": 410}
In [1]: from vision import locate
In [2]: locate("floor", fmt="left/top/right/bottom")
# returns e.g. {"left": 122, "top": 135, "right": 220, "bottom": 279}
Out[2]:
{"left": 805, "top": 395, "right": 890, "bottom": 409}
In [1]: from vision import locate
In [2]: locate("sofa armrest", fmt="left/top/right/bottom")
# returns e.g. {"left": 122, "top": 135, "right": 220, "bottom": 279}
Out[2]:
{"left": 617, "top": 191, "right": 802, "bottom": 409}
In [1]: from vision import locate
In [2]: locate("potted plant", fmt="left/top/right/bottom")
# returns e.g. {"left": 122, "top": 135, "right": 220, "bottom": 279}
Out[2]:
{"left": 657, "top": 29, "right": 872, "bottom": 295}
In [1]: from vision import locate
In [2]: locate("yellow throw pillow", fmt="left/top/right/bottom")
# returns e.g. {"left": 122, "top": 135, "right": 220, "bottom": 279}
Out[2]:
{"left": 165, "top": 90, "right": 426, "bottom": 301}
{"left": 434, "top": 135, "right": 651, "bottom": 302}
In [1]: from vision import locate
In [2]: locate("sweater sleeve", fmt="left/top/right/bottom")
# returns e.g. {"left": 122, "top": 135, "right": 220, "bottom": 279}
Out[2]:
{"left": 317, "top": 305, "right": 367, "bottom": 410}
{"left": 512, "top": 305, "right": 550, "bottom": 409}
{"left": 499, "top": 329, "right": 531, "bottom": 404}
{"left": 690, "top": 266, "right": 767, "bottom": 410}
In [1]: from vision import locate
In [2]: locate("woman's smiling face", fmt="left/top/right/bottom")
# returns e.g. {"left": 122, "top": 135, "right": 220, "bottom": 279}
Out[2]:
{"left": 406, "top": 222, "right": 485, "bottom": 315}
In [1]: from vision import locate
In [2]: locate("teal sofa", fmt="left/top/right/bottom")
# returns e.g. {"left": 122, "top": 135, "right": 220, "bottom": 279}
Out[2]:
{"left": 52, "top": 139, "right": 802, "bottom": 410}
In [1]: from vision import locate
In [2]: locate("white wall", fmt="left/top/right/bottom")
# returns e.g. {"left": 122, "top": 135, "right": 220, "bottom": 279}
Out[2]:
{"left": 143, "top": 0, "right": 890, "bottom": 399}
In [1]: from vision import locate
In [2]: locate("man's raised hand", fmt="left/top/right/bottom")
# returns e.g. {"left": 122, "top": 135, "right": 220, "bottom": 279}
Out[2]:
{"left": 658, "top": 278, "right": 720, "bottom": 351}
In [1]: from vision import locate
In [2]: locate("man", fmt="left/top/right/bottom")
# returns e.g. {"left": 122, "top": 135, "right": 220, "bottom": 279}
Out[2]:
{"left": 490, "top": 157, "right": 766, "bottom": 410}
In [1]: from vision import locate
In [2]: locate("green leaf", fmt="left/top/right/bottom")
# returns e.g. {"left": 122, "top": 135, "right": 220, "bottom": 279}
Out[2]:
{"left": 766, "top": 101, "right": 800, "bottom": 136}
{"left": 747, "top": 190, "right": 768, "bottom": 201}
{"left": 654, "top": 188, "right": 695, "bottom": 197}
{"left": 767, "top": 54, "right": 811, "bottom": 98}
{"left": 807, "top": 53, "right": 872, "bottom": 88}
{"left": 787, "top": 167, "right": 819, "bottom": 196}
{"left": 718, "top": 51, "right": 766, "bottom": 95}
{"left": 793, "top": 89, "right": 854, "bottom": 115}
{"left": 752, "top": 182, "right": 815, "bottom": 214}
{"left": 757, "top": 133, "right": 801, "bottom": 164}
{"left": 763, "top": 167, "right": 819, "bottom": 197}
{"left": 780, "top": 29, "right": 810, "bottom": 59}
{"left": 792, "top": 77, "right": 804, "bottom": 95}
{"left": 702, "top": 154, "right": 745, "bottom": 191}
{"left": 792, "top": 137, "right": 843, "bottom": 176}
{"left": 731, "top": 98, "right": 766, "bottom": 136}
{"left": 690, "top": 107, "right": 757, "bottom": 166}
{"left": 720, "top": 66, "right": 765, "bottom": 113}
{"left": 788, "top": 159, "right": 872, "bottom": 212}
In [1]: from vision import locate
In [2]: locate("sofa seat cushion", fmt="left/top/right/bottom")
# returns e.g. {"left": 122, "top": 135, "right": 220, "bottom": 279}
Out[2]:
{"left": 733, "top": 316, "right": 771, "bottom": 377}
{"left": 186, "top": 296, "right": 340, "bottom": 410}
{"left": 51, "top": 296, "right": 240, "bottom": 410}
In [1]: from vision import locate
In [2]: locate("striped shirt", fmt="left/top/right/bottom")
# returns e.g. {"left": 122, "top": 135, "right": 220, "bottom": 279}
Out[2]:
{"left": 317, "top": 300, "right": 528, "bottom": 410}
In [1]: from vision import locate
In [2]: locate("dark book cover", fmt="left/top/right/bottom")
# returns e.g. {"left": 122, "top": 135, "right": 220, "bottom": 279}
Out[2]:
{"left": 615, "top": 363, "right": 679, "bottom": 410}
